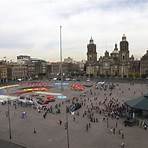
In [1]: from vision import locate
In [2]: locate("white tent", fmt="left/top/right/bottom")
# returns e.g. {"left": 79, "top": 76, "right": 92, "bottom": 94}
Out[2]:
{"left": 0, "top": 95, "right": 18, "bottom": 102}
{"left": 35, "top": 91, "right": 62, "bottom": 96}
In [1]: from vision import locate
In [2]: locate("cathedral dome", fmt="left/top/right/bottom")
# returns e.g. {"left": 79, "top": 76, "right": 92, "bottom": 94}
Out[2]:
{"left": 111, "top": 44, "right": 119, "bottom": 54}
{"left": 112, "top": 50, "right": 119, "bottom": 54}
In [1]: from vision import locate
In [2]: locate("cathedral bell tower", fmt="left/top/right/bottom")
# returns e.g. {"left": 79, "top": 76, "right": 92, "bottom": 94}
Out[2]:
{"left": 119, "top": 34, "right": 129, "bottom": 62}
{"left": 87, "top": 37, "right": 97, "bottom": 63}
{"left": 119, "top": 34, "right": 130, "bottom": 78}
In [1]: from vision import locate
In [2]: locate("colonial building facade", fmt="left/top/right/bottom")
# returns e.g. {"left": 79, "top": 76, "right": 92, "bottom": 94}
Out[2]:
{"left": 140, "top": 50, "right": 148, "bottom": 78}
{"left": 0, "top": 61, "right": 8, "bottom": 83}
{"left": 27, "top": 58, "right": 47, "bottom": 79}
{"left": 7, "top": 63, "right": 28, "bottom": 81}
{"left": 86, "top": 34, "right": 138, "bottom": 78}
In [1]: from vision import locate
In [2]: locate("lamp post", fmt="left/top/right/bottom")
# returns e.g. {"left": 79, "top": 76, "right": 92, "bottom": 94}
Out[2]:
{"left": 7, "top": 98, "right": 12, "bottom": 140}
{"left": 65, "top": 106, "right": 70, "bottom": 148}
{"left": 7, "top": 88, "right": 12, "bottom": 140}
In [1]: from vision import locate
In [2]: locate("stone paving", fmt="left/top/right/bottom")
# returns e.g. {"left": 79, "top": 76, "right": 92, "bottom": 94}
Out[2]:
{"left": 0, "top": 139, "right": 26, "bottom": 148}
{"left": 0, "top": 82, "right": 148, "bottom": 148}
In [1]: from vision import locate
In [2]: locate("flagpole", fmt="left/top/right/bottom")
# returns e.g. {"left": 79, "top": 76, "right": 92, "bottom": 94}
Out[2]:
{"left": 60, "top": 25, "right": 63, "bottom": 91}
{"left": 60, "top": 26, "right": 70, "bottom": 148}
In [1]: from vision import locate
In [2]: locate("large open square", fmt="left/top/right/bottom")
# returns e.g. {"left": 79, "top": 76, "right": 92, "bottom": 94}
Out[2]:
{"left": 0, "top": 81, "right": 148, "bottom": 148}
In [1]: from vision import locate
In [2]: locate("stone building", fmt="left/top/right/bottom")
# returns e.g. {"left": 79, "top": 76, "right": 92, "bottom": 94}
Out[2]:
{"left": 0, "top": 62, "right": 8, "bottom": 83}
{"left": 99, "top": 51, "right": 112, "bottom": 76}
{"left": 86, "top": 35, "right": 136, "bottom": 78}
{"left": 110, "top": 44, "right": 120, "bottom": 76}
{"left": 50, "top": 62, "right": 81, "bottom": 77}
{"left": 129, "top": 55, "right": 140, "bottom": 78}
{"left": 87, "top": 37, "right": 97, "bottom": 63}
{"left": 17, "top": 55, "right": 31, "bottom": 64}
{"left": 27, "top": 58, "right": 47, "bottom": 79}
{"left": 86, "top": 37, "right": 98, "bottom": 76}
{"left": 7, "top": 63, "right": 28, "bottom": 81}
{"left": 118, "top": 34, "right": 130, "bottom": 77}
{"left": 0, "top": 61, "right": 28, "bottom": 82}
{"left": 140, "top": 50, "right": 148, "bottom": 78}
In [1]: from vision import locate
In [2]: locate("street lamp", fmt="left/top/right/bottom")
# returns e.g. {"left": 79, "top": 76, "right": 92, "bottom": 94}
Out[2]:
{"left": 6, "top": 88, "right": 12, "bottom": 140}
{"left": 65, "top": 106, "right": 70, "bottom": 148}
{"left": 7, "top": 98, "right": 12, "bottom": 140}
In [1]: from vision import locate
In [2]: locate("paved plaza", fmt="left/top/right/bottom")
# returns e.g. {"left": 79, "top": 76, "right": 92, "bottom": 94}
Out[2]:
{"left": 0, "top": 139, "right": 26, "bottom": 148}
{"left": 0, "top": 82, "right": 148, "bottom": 148}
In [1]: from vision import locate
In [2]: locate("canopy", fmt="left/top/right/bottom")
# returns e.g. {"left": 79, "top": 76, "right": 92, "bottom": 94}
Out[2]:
{"left": 71, "top": 83, "right": 85, "bottom": 91}
{"left": 57, "top": 95, "right": 67, "bottom": 100}
{"left": 0, "top": 95, "right": 18, "bottom": 102}
{"left": 125, "top": 94, "right": 148, "bottom": 111}
{"left": 44, "top": 95, "right": 55, "bottom": 103}
{"left": 35, "top": 92, "right": 62, "bottom": 96}
{"left": 46, "top": 95, "right": 55, "bottom": 100}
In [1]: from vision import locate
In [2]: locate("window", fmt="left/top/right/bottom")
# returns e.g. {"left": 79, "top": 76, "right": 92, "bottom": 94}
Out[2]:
{"left": 123, "top": 55, "right": 125, "bottom": 60}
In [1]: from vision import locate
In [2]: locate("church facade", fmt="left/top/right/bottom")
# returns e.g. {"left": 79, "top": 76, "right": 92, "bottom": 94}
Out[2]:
{"left": 86, "top": 34, "right": 138, "bottom": 78}
{"left": 140, "top": 50, "right": 148, "bottom": 77}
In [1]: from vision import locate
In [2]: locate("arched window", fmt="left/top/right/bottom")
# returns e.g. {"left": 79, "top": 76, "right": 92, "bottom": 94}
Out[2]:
{"left": 122, "top": 55, "right": 125, "bottom": 60}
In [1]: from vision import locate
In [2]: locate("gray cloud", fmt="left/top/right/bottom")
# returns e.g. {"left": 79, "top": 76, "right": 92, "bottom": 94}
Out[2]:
{"left": 0, "top": 0, "right": 148, "bottom": 61}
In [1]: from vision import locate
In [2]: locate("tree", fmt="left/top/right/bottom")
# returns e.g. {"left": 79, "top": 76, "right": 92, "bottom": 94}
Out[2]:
{"left": 128, "top": 73, "right": 134, "bottom": 79}
{"left": 134, "top": 73, "right": 140, "bottom": 78}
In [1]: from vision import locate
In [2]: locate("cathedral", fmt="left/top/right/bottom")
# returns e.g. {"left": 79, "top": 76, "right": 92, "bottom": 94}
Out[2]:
{"left": 86, "top": 34, "right": 136, "bottom": 78}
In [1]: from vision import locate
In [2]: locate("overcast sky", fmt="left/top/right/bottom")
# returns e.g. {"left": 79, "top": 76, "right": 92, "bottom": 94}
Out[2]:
{"left": 0, "top": 0, "right": 148, "bottom": 62}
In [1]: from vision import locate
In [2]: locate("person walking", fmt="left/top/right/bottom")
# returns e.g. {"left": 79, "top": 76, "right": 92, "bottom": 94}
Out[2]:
{"left": 121, "top": 142, "right": 125, "bottom": 148}
{"left": 118, "top": 129, "right": 121, "bottom": 135}
{"left": 113, "top": 128, "right": 116, "bottom": 135}
{"left": 122, "top": 133, "right": 124, "bottom": 139}
{"left": 59, "top": 120, "right": 62, "bottom": 125}
{"left": 115, "top": 121, "right": 118, "bottom": 128}
{"left": 88, "top": 122, "right": 91, "bottom": 128}
{"left": 86, "top": 124, "right": 89, "bottom": 132}
{"left": 144, "top": 124, "right": 147, "bottom": 130}
{"left": 33, "top": 128, "right": 37, "bottom": 134}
